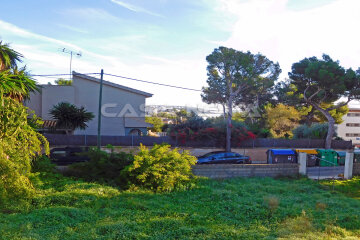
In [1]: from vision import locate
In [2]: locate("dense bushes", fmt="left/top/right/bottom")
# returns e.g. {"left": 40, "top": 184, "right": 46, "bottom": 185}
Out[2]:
{"left": 124, "top": 144, "right": 197, "bottom": 192}
{"left": 168, "top": 116, "right": 256, "bottom": 146}
{"left": 0, "top": 97, "right": 49, "bottom": 210}
{"left": 70, "top": 144, "right": 197, "bottom": 192}
{"left": 292, "top": 123, "right": 332, "bottom": 139}
{"left": 69, "top": 146, "right": 134, "bottom": 188}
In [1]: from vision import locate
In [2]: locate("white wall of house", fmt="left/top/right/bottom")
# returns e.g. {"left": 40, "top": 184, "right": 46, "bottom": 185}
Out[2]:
{"left": 25, "top": 72, "right": 152, "bottom": 136}
{"left": 72, "top": 74, "right": 149, "bottom": 136}
{"left": 26, "top": 85, "right": 75, "bottom": 119}
{"left": 336, "top": 108, "right": 360, "bottom": 145}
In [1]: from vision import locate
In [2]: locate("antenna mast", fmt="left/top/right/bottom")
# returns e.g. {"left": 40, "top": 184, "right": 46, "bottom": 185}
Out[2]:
{"left": 59, "top": 48, "right": 82, "bottom": 79}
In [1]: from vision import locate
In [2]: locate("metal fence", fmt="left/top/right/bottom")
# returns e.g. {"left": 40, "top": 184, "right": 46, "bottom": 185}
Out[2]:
{"left": 44, "top": 134, "right": 353, "bottom": 149}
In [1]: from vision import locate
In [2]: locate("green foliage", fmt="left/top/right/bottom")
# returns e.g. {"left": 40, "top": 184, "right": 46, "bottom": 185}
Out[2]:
{"left": 31, "top": 155, "right": 56, "bottom": 174}
{"left": 55, "top": 78, "right": 72, "bottom": 86}
{"left": 292, "top": 123, "right": 332, "bottom": 139}
{"left": 0, "top": 148, "right": 35, "bottom": 211}
{"left": 124, "top": 144, "right": 197, "bottom": 192}
{"left": 167, "top": 115, "right": 256, "bottom": 145}
{"left": 264, "top": 104, "right": 301, "bottom": 138}
{"left": 0, "top": 97, "right": 49, "bottom": 210}
{"left": 145, "top": 116, "right": 164, "bottom": 132}
{"left": 0, "top": 40, "right": 23, "bottom": 71}
{"left": 202, "top": 46, "right": 280, "bottom": 150}
{"left": 1, "top": 175, "right": 360, "bottom": 239}
{"left": 288, "top": 54, "right": 360, "bottom": 148}
{"left": 49, "top": 102, "right": 94, "bottom": 131}
{"left": 69, "top": 147, "right": 134, "bottom": 188}
{"left": 0, "top": 67, "right": 39, "bottom": 101}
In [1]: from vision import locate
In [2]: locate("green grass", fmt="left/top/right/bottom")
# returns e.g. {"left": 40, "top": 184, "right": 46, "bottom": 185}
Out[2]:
{"left": 1, "top": 174, "right": 360, "bottom": 239}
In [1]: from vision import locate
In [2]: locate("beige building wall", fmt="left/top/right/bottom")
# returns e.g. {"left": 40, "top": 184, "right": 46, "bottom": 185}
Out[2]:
{"left": 336, "top": 108, "right": 360, "bottom": 145}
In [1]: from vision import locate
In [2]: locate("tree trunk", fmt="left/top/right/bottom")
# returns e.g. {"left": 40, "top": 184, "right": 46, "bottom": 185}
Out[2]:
{"left": 222, "top": 104, "right": 226, "bottom": 121}
{"left": 305, "top": 108, "right": 315, "bottom": 126}
{"left": 226, "top": 97, "right": 233, "bottom": 152}
{"left": 311, "top": 103, "right": 335, "bottom": 149}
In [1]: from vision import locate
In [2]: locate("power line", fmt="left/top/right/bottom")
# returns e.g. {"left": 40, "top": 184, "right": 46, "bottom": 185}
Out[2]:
{"left": 31, "top": 73, "right": 99, "bottom": 77}
{"left": 31, "top": 72, "right": 202, "bottom": 92}
{"left": 104, "top": 73, "right": 202, "bottom": 92}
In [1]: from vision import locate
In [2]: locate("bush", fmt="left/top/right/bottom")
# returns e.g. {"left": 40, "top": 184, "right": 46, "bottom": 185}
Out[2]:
{"left": 0, "top": 148, "right": 35, "bottom": 211}
{"left": 0, "top": 97, "right": 49, "bottom": 211}
{"left": 168, "top": 115, "right": 255, "bottom": 146}
{"left": 293, "top": 123, "right": 332, "bottom": 139}
{"left": 123, "top": 144, "right": 197, "bottom": 192}
{"left": 69, "top": 146, "right": 134, "bottom": 188}
{"left": 31, "top": 155, "right": 56, "bottom": 173}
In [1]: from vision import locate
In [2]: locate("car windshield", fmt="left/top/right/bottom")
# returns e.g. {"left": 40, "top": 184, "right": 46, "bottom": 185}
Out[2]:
{"left": 199, "top": 152, "right": 215, "bottom": 158}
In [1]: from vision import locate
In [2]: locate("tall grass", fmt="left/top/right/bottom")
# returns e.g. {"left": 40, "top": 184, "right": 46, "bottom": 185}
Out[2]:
{"left": 1, "top": 174, "right": 360, "bottom": 239}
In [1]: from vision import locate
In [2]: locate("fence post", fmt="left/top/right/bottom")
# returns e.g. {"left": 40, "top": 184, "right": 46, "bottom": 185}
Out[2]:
{"left": 299, "top": 152, "right": 307, "bottom": 175}
{"left": 344, "top": 152, "right": 354, "bottom": 179}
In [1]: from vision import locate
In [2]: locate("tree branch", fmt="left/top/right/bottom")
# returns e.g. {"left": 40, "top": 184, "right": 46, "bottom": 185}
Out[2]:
{"left": 326, "top": 96, "right": 352, "bottom": 111}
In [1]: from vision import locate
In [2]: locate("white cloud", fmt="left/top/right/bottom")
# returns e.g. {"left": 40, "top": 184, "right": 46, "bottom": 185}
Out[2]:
{"left": 61, "top": 8, "right": 123, "bottom": 22}
{"left": 217, "top": 0, "right": 360, "bottom": 106}
{"left": 57, "top": 24, "right": 88, "bottom": 34}
{"left": 110, "top": 0, "right": 165, "bottom": 18}
{"left": 220, "top": 0, "right": 360, "bottom": 72}
{"left": 0, "top": 19, "right": 204, "bottom": 106}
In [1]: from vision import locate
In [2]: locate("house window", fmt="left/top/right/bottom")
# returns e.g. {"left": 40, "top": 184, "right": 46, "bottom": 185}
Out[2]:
{"left": 346, "top": 123, "right": 360, "bottom": 127}
{"left": 347, "top": 113, "right": 360, "bottom": 117}
{"left": 346, "top": 133, "right": 360, "bottom": 137}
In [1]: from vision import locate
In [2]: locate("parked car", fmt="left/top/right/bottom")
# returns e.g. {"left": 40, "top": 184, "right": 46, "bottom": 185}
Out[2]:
{"left": 50, "top": 147, "right": 90, "bottom": 166}
{"left": 196, "top": 151, "right": 251, "bottom": 164}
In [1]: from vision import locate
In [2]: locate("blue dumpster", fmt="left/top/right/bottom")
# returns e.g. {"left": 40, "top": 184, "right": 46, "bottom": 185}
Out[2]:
{"left": 267, "top": 149, "right": 297, "bottom": 164}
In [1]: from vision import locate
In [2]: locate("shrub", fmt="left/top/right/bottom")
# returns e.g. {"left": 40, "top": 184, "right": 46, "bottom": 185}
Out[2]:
{"left": 31, "top": 155, "right": 56, "bottom": 173}
{"left": 168, "top": 116, "right": 255, "bottom": 146}
{"left": 69, "top": 146, "right": 134, "bottom": 188}
{"left": 0, "top": 148, "right": 35, "bottom": 211}
{"left": 0, "top": 97, "right": 49, "bottom": 210}
{"left": 123, "top": 144, "right": 197, "bottom": 192}
{"left": 293, "top": 123, "right": 333, "bottom": 139}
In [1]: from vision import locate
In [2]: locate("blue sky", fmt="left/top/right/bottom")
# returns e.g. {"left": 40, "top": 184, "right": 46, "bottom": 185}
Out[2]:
{"left": 1, "top": 0, "right": 359, "bottom": 107}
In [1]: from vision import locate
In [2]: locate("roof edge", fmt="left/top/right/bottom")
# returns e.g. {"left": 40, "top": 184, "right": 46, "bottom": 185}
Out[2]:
{"left": 72, "top": 71, "right": 153, "bottom": 98}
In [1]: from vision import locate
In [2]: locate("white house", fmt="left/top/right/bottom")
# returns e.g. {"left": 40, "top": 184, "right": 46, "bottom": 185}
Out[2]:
{"left": 25, "top": 72, "right": 153, "bottom": 136}
{"left": 336, "top": 108, "right": 360, "bottom": 146}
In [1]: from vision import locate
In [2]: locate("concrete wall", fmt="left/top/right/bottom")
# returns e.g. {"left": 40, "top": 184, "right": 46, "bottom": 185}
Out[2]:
{"left": 72, "top": 75, "right": 147, "bottom": 136}
{"left": 192, "top": 164, "right": 299, "bottom": 179}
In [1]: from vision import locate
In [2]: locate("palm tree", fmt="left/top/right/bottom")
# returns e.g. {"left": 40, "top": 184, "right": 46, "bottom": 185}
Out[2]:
{"left": 0, "top": 67, "right": 40, "bottom": 101}
{"left": 0, "top": 41, "right": 23, "bottom": 71}
{"left": 0, "top": 41, "right": 39, "bottom": 101}
{"left": 49, "top": 102, "right": 94, "bottom": 134}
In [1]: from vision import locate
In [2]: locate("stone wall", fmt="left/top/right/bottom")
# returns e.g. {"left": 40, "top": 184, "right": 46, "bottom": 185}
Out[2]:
{"left": 192, "top": 164, "right": 299, "bottom": 179}
{"left": 353, "top": 163, "right": 360, "bottom": 175}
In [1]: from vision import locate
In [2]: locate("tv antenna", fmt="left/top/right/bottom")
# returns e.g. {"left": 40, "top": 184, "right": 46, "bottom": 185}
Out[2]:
{"left": 59, "top": 48, "right": 82, "bottom": 79}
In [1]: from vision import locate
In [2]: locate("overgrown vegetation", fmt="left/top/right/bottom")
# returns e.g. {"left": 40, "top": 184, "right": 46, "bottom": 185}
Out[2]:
{"left": 68, "top": 146, "right": 134, "bottom": 188}
{"left": 1, "top": 175, "right": 360, "bottom": 239}
{"left": 293, "top": 123, "right": 331, "bottom": 139}
{"left": 69, "top": 144, "right": 197, "bottom": 192}
{"left": 167, "top": 114, "right": 256, "bottom": 146}
{"left": 0, "top": 97, "right": 49, "bottom": 211}
{"left": 124, "top": 144, "right": 197, "bottom": 192}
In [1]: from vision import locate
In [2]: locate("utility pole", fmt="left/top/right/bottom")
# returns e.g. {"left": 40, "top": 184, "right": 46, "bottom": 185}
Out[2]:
{"left": 97, "top": 69, "right": 104, "bottom": 149}
{"left": 59, "top": 48, "right": 82, "bottom": 78}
